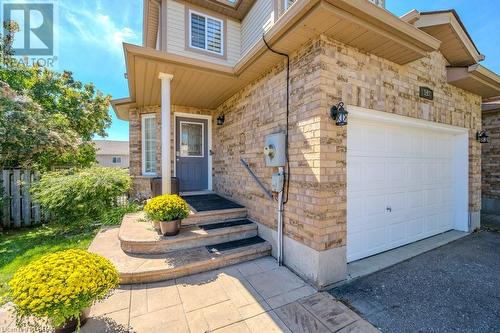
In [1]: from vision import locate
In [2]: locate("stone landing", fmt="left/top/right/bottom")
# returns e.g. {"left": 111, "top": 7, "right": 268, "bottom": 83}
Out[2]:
{"left": 90, "top": 200, "right": 272, "bottom": 284}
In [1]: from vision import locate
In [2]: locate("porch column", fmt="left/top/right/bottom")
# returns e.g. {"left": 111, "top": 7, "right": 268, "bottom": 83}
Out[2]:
{"left": 159, "top": 72, "right": 174, "bottom": 194}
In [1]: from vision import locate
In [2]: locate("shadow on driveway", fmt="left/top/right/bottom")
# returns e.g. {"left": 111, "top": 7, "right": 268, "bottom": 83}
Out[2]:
{"left": 329, "top": 231, "right": 500, "bottom": 333}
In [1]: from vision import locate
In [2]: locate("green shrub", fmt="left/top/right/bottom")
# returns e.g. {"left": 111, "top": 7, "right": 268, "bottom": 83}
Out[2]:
{"left": 31, "top": 167, "right": 131, "bottom": 223}
{"left": 144, "top": 194, "right": 190, "bottom": 222}
{"left": 100, "top": 202, "right": 143, "bottom": 226}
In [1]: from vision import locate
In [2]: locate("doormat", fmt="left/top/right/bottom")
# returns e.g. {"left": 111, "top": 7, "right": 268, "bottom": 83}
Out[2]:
{"left": 182, "top": 194, "right": 244, "bottom": 212}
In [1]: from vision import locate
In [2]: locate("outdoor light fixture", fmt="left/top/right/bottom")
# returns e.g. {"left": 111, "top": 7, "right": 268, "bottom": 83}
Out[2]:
{"left": 476, "top": 130, "right": 489, "bottom": 143}
{"left": 217, "top": 114, "right": 225, "bottom": 126}
{"left": 330, "top": 102, "right": 348, "bottom": 126}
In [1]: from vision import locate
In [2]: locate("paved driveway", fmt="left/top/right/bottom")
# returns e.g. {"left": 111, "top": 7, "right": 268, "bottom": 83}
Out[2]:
{"left": 329, "top": 231, "right": 500, "bottom": 333}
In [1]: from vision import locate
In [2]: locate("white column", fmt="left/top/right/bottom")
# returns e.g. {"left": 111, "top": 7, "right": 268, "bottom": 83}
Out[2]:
{"left": 159, "top": 73, "right": 174, "bottom": 194}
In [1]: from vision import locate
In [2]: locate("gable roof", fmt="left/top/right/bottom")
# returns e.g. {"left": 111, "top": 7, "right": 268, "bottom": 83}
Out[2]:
{"left": 402, "top": 9, "right": 484, "bottom": 66}
{"left": 447, "top": 64, "right": 500, "bottom": 100}
{"left": 93, "top": 140, "right": 129, "bottom": 156}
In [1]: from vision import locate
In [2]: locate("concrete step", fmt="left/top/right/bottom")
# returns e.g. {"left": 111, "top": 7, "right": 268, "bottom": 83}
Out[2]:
{"left": 182, "top": 207, "right": 247, "bottom": 225}
{"left": 90, "top": 227, "right": 272, "bottom": 284}
{"left": 119, "top": 213, "right": 258, "bottom": 254}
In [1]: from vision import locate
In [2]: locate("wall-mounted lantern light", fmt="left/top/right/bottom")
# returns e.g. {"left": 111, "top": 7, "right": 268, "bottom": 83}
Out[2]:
{"left": 476, "top": 130, "right": 489, "bottom": 143}
{"left": 217, "top": 114, "right": 225, "bottom": 126}
{"left": 330, "top": 102, "right": 348, "bottom": 126}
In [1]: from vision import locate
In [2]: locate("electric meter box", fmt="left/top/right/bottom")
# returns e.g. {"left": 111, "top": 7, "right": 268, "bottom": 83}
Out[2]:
{"left": 272, "top": 172, "right": 285, "bottom": 192}
{"left": 264, "top": 132, "right": 286, "bottom": 167}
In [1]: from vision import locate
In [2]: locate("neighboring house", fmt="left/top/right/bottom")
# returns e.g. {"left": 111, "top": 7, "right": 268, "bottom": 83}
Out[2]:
{"left": 481, "top": 102, "right": 500, "bottom": 214}
{"left": 111, "top": 1, "right": 500, "bottom": 288}
{"left": 93, "top": 140, "right": 130, "bottom": 168}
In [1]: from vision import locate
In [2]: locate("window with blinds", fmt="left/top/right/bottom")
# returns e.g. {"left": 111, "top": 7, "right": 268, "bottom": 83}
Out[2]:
{"left": 142, "top": 114, "right": 157, "bottom": 175}
{"left": 189, "top": 10, "right": 223, "bottom": 55}
{"left": 284, "top": 0, "right": 296, "bottom": 10}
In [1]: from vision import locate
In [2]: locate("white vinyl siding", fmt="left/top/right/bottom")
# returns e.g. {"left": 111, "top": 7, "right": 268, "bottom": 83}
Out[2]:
{"left": 166, "top": 0, "right": 241, "bottom": 66}
{"left": 241, "top": 0, "right": 274, "bottom": 55}
{"left": 142, "top": 114, "right": 157, "bottom": 175}
{"left": 189, "top": 11, "right": 223, "bottom": 55}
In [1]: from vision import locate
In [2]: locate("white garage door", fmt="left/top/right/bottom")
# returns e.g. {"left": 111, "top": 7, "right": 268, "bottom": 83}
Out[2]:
{"left": 347, "top": 118, "right": 457, "bottom": 262}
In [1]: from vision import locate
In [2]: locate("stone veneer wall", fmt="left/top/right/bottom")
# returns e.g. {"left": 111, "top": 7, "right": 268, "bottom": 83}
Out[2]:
{"left": 129, "top": 105, "right": 213, "bottom": 199}
{"left": 481, "top": 109, "right": 500, "bottom": 212}
{"left": 212, "top": 34, "right": 482, "bottom": 254}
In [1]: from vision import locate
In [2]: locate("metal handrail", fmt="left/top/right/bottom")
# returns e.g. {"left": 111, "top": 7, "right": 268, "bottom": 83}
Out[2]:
{"left": 240, "top": 159, "right": 273, "bottom": 200}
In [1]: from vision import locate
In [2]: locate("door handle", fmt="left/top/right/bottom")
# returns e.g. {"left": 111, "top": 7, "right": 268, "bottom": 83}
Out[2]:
{"left": 386, "top": 206, "right": 392, "bottom": 213}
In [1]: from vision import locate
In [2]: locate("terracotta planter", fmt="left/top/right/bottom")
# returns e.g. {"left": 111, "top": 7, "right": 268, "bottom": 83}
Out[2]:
{"left": 54, "top": 308, "right": 90, "bottom": 333}
{"left": 159, "top": 220, "right": 181, "bottom": 236}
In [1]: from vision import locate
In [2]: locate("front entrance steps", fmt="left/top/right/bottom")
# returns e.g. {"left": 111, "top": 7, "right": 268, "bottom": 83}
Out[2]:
{"left": 119, "top": 212, "right": 258, "bottom": 254}
{"left": 90, "top": 198, "right": 272, "bottom": 284}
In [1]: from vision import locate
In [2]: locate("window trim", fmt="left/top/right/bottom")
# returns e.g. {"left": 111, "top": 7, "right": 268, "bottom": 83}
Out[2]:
{"left": 185, "top": 7, "right": 227, "bottom": 59}
{"left": 141, "top": 113, "right": 157, "bottom": 176}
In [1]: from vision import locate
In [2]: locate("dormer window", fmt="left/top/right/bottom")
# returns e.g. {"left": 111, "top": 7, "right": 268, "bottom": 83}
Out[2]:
{"left": 189, "top": 10, "right": 224, "bottom": 55}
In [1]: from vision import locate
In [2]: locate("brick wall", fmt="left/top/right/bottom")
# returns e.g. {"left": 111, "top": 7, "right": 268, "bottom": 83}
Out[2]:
{"left": 212, "top": 35, "right": 482, "bottom": 252}
{"left": 482, "top": 110, "right": 500, "bottom": 200}
{"left": 127, "top": 34, "right": 482, "bottom": 252}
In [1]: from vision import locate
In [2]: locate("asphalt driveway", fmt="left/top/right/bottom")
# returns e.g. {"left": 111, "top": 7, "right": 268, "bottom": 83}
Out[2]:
{"left": 329, "top": 231, "right": 500, "bottom": 333}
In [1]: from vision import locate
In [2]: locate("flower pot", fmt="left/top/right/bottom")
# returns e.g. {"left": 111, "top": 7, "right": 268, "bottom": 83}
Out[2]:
{"left": 55, "top": 308, "right": 90, "bottom": 333}
{"left": 152, "top": 220, "right": 160, "bottom": 231}
{"left": 159, "top": 220, "right": 181, "bottom": 236}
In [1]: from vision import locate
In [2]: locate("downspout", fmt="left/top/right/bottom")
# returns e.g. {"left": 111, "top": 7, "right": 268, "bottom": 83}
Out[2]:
{"left": 262, "top": 35, "right": 291, "bottom": 266}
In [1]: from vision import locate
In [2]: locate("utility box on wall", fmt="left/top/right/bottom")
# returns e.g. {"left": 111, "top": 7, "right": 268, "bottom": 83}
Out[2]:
{"left": 264, "top": 132, "right": 286, "bottom": 167}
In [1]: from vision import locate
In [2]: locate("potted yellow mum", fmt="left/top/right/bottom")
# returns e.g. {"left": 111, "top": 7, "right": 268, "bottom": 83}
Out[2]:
{"left": 9, "top": 249, "right": 119, "bottom": 333}
{"left": 144, "top": 194, "right": 190, "bottom": 236}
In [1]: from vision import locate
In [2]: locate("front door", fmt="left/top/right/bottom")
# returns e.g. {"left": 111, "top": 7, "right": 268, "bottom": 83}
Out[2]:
{"left": 175, "top": 117, "right": 209, "bottom": 192}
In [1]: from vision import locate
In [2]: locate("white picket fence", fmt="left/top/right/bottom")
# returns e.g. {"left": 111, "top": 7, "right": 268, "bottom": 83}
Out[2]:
{"left": 1, "top": 169, "right": 42, "bottom": 229}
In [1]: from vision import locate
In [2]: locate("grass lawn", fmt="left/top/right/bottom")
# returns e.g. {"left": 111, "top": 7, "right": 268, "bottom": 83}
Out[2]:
{"left": 0, "top": 223, "right": 100, "bottom": 305}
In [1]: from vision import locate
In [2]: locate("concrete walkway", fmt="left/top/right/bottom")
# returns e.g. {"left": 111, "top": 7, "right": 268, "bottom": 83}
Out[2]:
{"left": 1, "top": 257, "right": 379, "bottom": 333}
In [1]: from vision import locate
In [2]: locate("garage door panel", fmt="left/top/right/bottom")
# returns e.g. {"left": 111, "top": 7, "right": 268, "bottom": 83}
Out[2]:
{"left": 387, "top": 162, "right": 407, "bottom": 186}
{"left": 364, "top": 126, "right": 386, "bottom": 154}
{"left": 408, "top": 190, "right": 425, "bottom": 208}
{"left": 388, "top": 222, "right": 408, "bottom": 247}
{"left": 387, "top": 130, "right": 411, "bottom": 157}
{"left": 407, "top": 217, "right": 425, "bottom": 240}
{"left": 364, "top": 194, "right": 386, "bottom": 215}
{"left": 347, "top": 119, "right": 458, "bottom": 262}
{"left": 386, "top": 192, "right": 406, "bottom": 213}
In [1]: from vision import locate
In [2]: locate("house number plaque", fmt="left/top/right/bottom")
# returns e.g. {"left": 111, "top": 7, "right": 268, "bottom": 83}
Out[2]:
{"left": 419, "top": 86, "right": 434, "bottom": 100}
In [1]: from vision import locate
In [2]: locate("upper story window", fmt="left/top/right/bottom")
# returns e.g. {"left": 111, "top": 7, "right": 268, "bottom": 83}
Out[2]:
{"left": 112, "top": 156, "right": 122, "bottom": 164}
{"left": 189, "top": 10, "right": 224, "bottom": 55}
